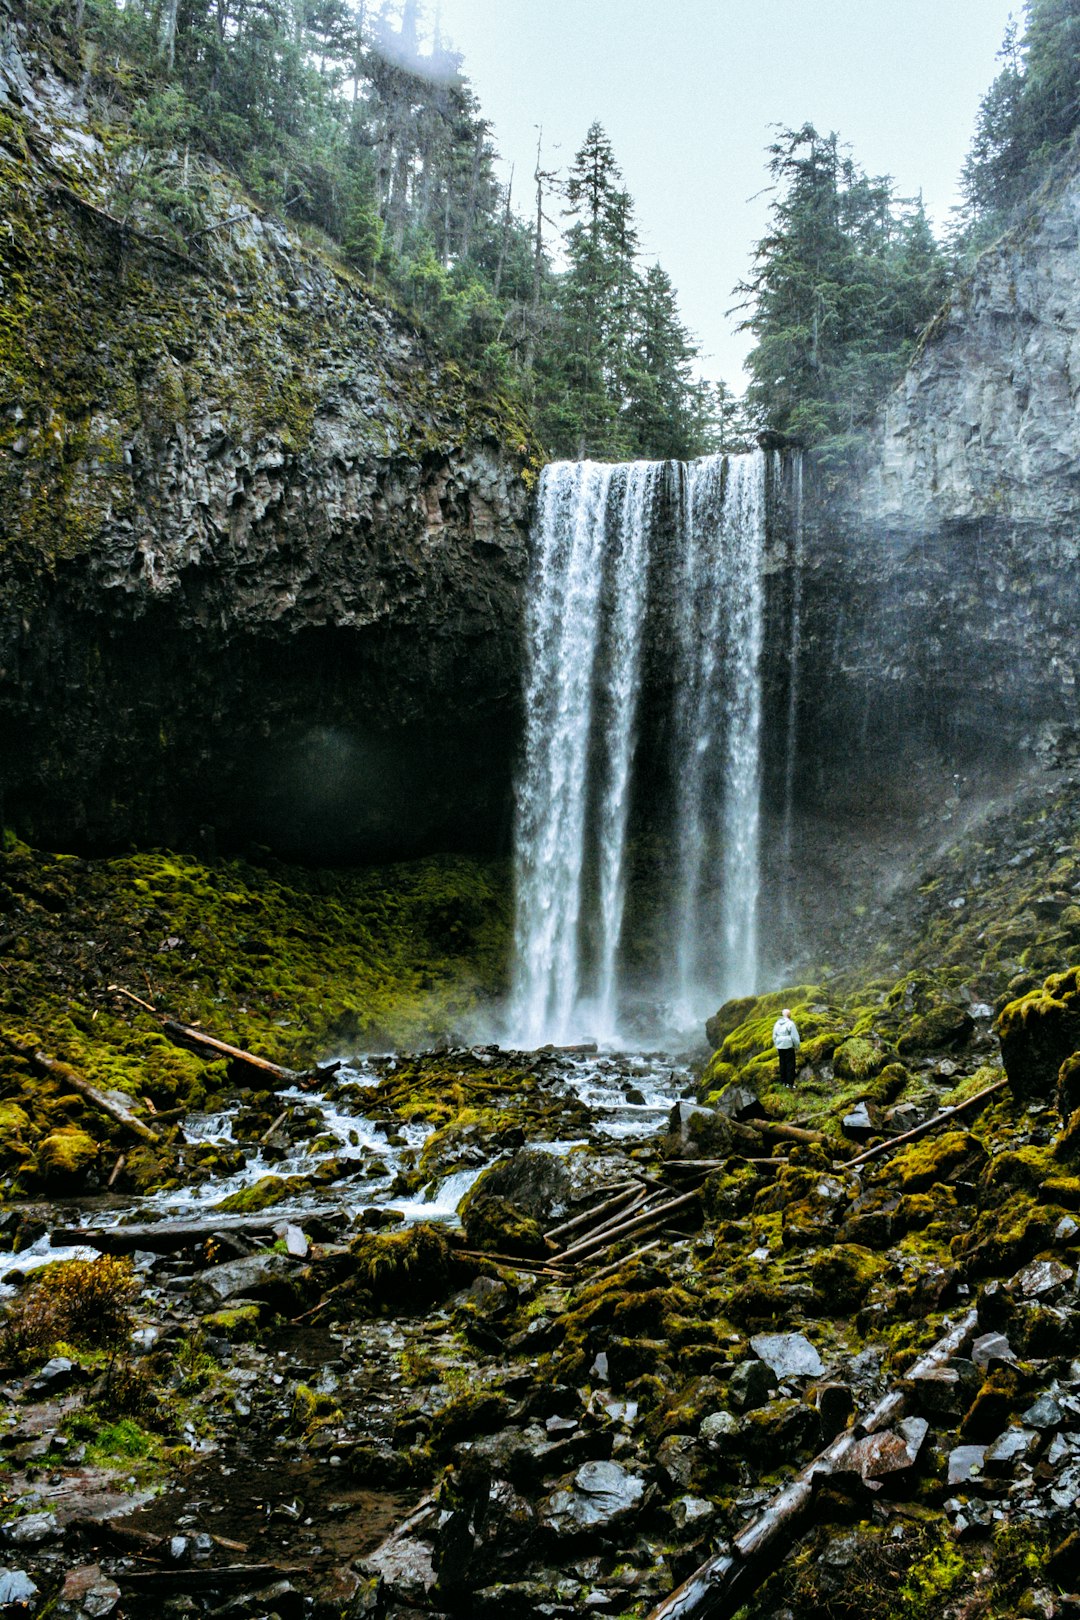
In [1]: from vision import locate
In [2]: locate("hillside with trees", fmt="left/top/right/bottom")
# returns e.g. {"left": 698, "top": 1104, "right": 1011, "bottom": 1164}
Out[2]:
{"left": 15, "top": 0, "right": 716, "bottom": 461}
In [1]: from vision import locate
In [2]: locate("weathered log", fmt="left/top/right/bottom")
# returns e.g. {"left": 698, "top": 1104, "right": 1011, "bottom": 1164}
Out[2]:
{"left": 260, "top": 1108, "right": 290, "bottom": 1145}
{"left": 550, "top": 1186, "right": 655, "bottom": 1253}
{"left": 555, "top": 1188, "right": 700, "bottom": 1265}
{"left": 845, "top": 1079, "right": 1009, "bottom": 1169}
{"left": 752, "top": 1119, "right": 826, "bottom": 1146}
{"left": 586, "top": 1239, "right": 663, "bottom": 1283}
{"left": 646, "top": 1307, "right": 980, "bottom": 1620}
{"left": 29, "top": 1050, "right": 160, "bottom": 1143}
{"left": 117, "top": 1565, "right": 307, "bottom": 1592}
{"left": 454, "top": 1248, "right": 573, "bottom": 1278}
{"left": 109, "top": 986, "right": 300, "bottom": 1085}
{"left": 51, "top": 1213, "right": 298, "bottom": 1252}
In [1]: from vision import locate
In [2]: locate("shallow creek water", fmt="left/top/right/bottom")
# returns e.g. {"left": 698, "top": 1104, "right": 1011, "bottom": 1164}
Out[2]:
{"left": 1, "top": 1048, "right": 694, "bottom": 1291}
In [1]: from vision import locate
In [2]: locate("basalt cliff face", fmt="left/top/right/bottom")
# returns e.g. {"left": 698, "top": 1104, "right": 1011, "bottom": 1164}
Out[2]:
{"left": 0, "top": 15, "right": 533, "bottom": 859}
{"left": 784, "top": 160, "right": 1080, "bottom": 809}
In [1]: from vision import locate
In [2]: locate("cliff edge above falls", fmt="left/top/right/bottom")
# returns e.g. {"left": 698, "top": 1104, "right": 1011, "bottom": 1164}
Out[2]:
{"left": 858, "top": 156, "right": 1080, "bottom": 533}
{"left": 785, "top": 156, "right": 1080, "bottom": 827}
{"left": 0, "top": 10, "right": 535, "bottom": 858}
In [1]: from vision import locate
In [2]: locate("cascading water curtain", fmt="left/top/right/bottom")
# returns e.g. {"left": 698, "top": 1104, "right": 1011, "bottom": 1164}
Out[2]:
{"left": 669, "top": 451, "right": 766, "bottom": 1018}
{"left": 510, "top": 460, "right": 660, "bottom": 1048}
{"left": 510, "top": 450, "right": 765, "bottom": 1047}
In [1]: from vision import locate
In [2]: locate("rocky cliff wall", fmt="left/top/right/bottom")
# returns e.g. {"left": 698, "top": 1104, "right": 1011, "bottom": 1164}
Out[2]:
{"left": 772, "top": 161, "right": 1080, "bottom": 829}
{"left": 0, "top": 15, "right": 533, "bottom": 858}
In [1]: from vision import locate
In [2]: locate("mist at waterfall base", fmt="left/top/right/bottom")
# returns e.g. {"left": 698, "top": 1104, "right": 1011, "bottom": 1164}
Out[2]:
{"left": 508, "top": 450, "right": 777, "bottom": 1050}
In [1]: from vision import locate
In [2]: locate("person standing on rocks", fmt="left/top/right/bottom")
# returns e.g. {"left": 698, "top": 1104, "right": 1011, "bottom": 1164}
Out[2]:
{"left": 772, "top": 1007, "right": 801, "bottom": 1087}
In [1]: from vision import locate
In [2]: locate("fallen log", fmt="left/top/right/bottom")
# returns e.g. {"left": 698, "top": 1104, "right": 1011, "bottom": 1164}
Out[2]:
{"left": 117, "top": 1564, "right": 307, "bottom": 1592}
{"left": 845, "top": 1078, "right": 1009, "bottom": 1170}
{"left": 51, "top": 1213, "right": 302, "bottom": 1252}
{"left": 550, "top": 1185, "right": 655, "bottom": 1252}
{"left": 752, "top": 1119, "right": 826, "bottom": 1146}
{"left": 555, "top": 1188, "right": 701, "bottom": 1266}
{"left": 110, "top": 986, "right": 301, "bottom": 1086}
{"left": 27, "top": 1050, "right": 160, "bottom": 1143}
{"left": 586, "top": 1239, "right": 663, "bottom": 1283}
{"left": 454, "top": 1248, "right": 573, "bottom": 1279}
{"left": 646, "top": 1306, "right": 980, "bottom": 1620}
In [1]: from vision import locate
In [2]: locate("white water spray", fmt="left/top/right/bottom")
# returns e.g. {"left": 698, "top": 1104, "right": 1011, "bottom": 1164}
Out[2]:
{"left": 510, "top": 450, "right": 766, "bottom": 1046}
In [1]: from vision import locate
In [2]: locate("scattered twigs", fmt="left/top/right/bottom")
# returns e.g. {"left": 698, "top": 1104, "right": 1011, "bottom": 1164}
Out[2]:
{"left": 107, "top": 1153, "right": 126, "bottom": 1188}
{"left": 544, "top": 1181, "right": 640, "bottom": 1242}
{"left": 845, "top": 1079, "right": 1009, "bottom": 1170}
{"left": 24, "top": 1048, "right": 160, "bottom": 1143}
{"left": 454, "top": 1248, "right": 573, "bottom": 1279}
{"left": 554, "top": 1188, "right": 701, "bottom": 1267}
{"left": 646, "top": 1307, "right": 980, "bottom": 1620}
{"left": 109, "top": 986, "right": 300, "bottom": 1086}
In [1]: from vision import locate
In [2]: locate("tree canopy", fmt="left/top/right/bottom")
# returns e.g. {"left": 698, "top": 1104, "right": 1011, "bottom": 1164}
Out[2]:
{"left": 26, "top": 0, "right": 717, "bottom": 462}
{"left": 734, "top": 124, "right": 948, "bottom": 453}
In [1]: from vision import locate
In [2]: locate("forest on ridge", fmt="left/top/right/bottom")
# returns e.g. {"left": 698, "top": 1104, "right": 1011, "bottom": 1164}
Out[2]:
{"left": 13, "top": 0, "right": 1080, "bottom": 460}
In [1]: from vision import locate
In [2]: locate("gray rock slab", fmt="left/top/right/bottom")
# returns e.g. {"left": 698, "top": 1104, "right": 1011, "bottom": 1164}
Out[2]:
{"left": 1010, "top": 1258, "right": 1074, "bottom": 1298}
{"left": 0, "top": 1569, "right": 39, "bottom": 1605}
{"left": 985, "top": 1427, "right": 1038, "bottom": 1474}
{"left": 947, "top": 1445, "right": 987, "bottom": 1486}
{"left": 1023, "top": 1393, "right": 1065, "bottom": 1429}
{"left": 750, "top": 1332, "right": 824, "bottom": 1379}
{"left": 2, "top": 1511, "right": 61, "bottom": 1545}
{"left": 541, "top": 1461, "right": 645, "bottom": 1535}
{"left": 971, "top": 1331, "right": 1016, "bottom": 1369}
{"left": 191, "top": 1252, "right": 296, "bottom": 1308}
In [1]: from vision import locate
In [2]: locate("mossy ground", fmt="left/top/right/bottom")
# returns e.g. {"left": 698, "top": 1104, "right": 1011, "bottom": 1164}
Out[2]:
{"left": 0, "top": 835, "right": 510, "bottom": 1194}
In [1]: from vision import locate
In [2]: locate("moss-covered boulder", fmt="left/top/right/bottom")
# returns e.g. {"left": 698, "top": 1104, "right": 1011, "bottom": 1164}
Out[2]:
{"left": 33, "top": 1124, "right": 99, "bottom": 1184}
{"left": 705, "top": 996, "right": 758, "bottom": 1053}
{"left": 833, "top": 1037, "right": 886, "bottom": 1083}
{"left": 996, "top": 966, "right": 1080, "bottom": 1105}
{"left": 0, "top": 1100, "right": 33, "bottom": 1172}
{"left": 347, "top": 1223, "right": 457, "bottom": 1314}
{"left": 897, "top": 1003, "right": 974, "bottom": 1057}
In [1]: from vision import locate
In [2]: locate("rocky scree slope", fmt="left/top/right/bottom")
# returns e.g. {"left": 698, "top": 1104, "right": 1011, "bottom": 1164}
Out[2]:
{"left": 0, "top": 8, "right": 535, "bottom": 859}
{"left": 1, "top": 769, "right": 1080, "bottom": 1616}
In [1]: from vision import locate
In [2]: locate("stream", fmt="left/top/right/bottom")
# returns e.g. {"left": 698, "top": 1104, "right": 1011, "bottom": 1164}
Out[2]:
{"left": 0, "top": 1047, "right": 695, "bottom": 1293}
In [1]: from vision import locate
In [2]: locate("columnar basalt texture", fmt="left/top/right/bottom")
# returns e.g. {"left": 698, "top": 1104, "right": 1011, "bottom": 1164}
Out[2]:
{"left": 0, "top": 22, "right": 533, "bottom": 857}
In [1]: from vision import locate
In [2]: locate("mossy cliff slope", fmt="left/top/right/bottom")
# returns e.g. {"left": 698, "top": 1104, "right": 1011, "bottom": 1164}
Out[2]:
{"left": 0, "top": 4, "right": 536, "bottom": 858}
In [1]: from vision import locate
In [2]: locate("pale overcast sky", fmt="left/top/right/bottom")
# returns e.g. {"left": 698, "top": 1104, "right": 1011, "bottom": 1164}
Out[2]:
{"left": 433, "top": 0, "right": 1017, "bottom": 387}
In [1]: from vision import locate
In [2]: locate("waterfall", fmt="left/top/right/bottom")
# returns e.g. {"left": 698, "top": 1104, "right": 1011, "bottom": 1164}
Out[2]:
{"left": 670, "top": 452, "right": 766, "bottom": 1017}
{"left": 510, "top": 450, "right": 766, "bottom": 1047}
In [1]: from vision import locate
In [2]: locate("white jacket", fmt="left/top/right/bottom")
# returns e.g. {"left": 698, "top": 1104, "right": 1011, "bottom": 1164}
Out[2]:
{"left": 772, "top": 1016, "right": 800, "bottom": 1051}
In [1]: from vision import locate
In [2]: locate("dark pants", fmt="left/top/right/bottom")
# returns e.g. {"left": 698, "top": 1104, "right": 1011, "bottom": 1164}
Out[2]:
{"left": 777, "top": 1047, "right": 796, "bottom": 1087}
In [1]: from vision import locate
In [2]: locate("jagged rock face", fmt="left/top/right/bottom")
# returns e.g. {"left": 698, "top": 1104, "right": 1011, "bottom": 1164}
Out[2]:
{"left": 0, "top": 23, "right": 532, "bottom": 857}
{"left": 772, "top": 166, "right": 1080, "bottom": 825}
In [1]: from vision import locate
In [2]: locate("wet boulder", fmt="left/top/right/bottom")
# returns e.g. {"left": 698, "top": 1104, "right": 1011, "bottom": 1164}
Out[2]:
{"left": 539, "top": 1460, "right": 646, "bottom": 1538}
{"left": 666, "top": 1102, "right": 733, "bottom": 1159}
{"left": 897, "top": 1002, "right": 974, "bottom": 1056}
{"left": 459, "top": 1148, "right": 574, "bottom": 1256}
{"left": 190, "top": 1251, "right": 300, "bottom": 1310}
{"left": 997, "top": 966, "right": 1080, "bottom": 1105}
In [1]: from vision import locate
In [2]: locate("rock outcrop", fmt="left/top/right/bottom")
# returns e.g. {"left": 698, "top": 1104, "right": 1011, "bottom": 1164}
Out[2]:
{"left": 0, "top": 11, "right": 534, "bottom": 857}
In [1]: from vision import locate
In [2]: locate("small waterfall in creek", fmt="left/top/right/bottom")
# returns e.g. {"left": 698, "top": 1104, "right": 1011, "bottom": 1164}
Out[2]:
{"left": 510, "top": 449, "right": 767, "bottom": 1047}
